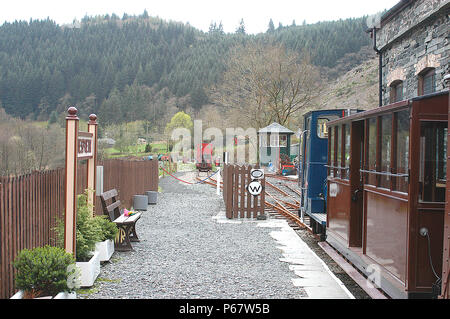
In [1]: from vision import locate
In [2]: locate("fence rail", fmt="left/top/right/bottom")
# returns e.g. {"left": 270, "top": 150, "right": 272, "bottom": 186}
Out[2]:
{"left": 0, "top": 159, "right": 158, "bottom": 298}
{"left": 222, "top": 164, "right": 265, "bottom": 219}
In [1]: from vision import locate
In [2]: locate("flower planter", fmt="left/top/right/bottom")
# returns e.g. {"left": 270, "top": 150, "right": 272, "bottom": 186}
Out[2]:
{"left": 145, "top": 191, "right": 158, "bottom": 205}
{"left": 76, "top": 250, "right": 101, "bottom": 287}
{"left": 54, "top": 291, "right": 77, "bottom": 299}
{"left": 133, "top": 195, "right": 148, "bottom": 211}
{"left": 10, "top": 290, "right": 76, "bottom": 299}
{"left": 95, "top": 239, "right": 115, "bottom": 262}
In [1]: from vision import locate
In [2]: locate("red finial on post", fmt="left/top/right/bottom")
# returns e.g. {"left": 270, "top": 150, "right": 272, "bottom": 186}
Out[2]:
{"left": 67, "top": 107, "right": 79, "bottom": 119}
{"left": 88, "top": 114, "right": 98, "bottom": 125}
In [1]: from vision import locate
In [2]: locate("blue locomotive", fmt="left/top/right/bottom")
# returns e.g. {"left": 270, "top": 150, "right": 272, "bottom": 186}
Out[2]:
{"left": 298, "top": 109, "right": 360, "bottom": 239}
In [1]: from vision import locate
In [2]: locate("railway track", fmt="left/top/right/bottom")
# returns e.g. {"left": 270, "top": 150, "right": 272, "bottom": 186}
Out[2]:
{"left": 196, "top": 172, "right": 318, "bottom": 239}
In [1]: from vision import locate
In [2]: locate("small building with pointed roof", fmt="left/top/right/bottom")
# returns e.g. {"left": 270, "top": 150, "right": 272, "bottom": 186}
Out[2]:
{"left": 257, "top": 122, "right": 295, "bottom": 167}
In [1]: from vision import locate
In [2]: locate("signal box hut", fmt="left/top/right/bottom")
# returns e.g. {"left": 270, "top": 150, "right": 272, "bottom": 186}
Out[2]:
{"left": 258, "top": 123, "right": 294, "bottom": 168}
{"left": 326, "top": 91, "right": 448, "bottom": 298}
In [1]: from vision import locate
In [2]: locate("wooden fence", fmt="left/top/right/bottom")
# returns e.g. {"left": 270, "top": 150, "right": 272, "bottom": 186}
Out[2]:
{"left": 222, "top": 164, "right": 265, "bottom": 219}
{"left": 0, "top": 159, "right": 158, "bottom": 298}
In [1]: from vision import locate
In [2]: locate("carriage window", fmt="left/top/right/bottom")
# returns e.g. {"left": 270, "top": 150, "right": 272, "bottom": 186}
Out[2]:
{"left": 343, "top": 124, "right": 350, "bottom": 179}
{"left": 419, "top": 122, "right": 447, "bottom": 202}
{"left": 380, "top": 114, "right": 392, "bottom": 189}
{"left": 394, "top": 110, "right": 409, "bottom": 193}
{"left": 336, "top": 125, "right": 342, "bottom": 178}
{"left": 317, "top": 118, "right": 328, "bottom": 138}
{"left": 367, "top": 117, "right": 377, "bottom": 185}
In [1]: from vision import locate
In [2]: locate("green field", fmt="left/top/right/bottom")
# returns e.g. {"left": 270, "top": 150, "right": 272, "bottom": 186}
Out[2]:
{"left": 103, "top": 142, "right": 170, "bottom": 159}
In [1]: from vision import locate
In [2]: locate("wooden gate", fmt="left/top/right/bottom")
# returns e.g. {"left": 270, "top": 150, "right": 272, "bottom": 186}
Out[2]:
{"left": 222, "top": 164, "right": 265, "bottom": 219}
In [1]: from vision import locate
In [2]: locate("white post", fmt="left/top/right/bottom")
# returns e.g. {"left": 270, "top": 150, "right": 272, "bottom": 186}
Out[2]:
{"left": 87, "top": 114, "right": 98, "bottom": 217}
{"left": 64, "top": 107, "right": 79, "bottom": 256}
{"left": 216, "top": 168, "right": 221, "bottom": 195}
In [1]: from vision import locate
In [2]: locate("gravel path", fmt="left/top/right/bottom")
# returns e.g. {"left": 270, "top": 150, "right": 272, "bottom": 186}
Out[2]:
{"left": 81, "top": 172, "right": 308, "bottom": 299}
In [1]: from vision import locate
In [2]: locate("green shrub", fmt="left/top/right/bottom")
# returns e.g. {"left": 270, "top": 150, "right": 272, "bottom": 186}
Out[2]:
{"left": 55, "top": 190, "right": 102, "bottom": 262}
{"left": 13, "top": 245, "right": 77, "bottom": 298}
{"left": 92, "top": 215, "right": 118, "bottom": 242}
{"left": 76, "top": 191, "right": 102, "bottom": 261}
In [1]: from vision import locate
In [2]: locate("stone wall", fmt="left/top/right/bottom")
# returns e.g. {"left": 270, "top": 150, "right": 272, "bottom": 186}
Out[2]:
{"left": 376, "top": 0, "right": 449, "bottom": 105}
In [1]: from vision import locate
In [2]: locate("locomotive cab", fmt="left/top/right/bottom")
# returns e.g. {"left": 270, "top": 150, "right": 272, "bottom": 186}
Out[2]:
{"left": 298, "top": 109, "right": 360, "bottom": 239}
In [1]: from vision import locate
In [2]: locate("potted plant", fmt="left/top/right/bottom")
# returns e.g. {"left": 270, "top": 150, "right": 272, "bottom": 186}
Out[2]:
{"left": 56, "top": 190, "right": 102, "bottom": 287}
{"left": 11, "top": 245, "right": 79, "bottom": 299}
{"left": 93, "top": 215, "right": 118, "bottom": 262}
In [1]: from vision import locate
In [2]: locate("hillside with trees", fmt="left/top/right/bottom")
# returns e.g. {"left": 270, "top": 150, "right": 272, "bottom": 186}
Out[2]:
{"left": 0, "top": 12, "right": 371, "bottom": 129}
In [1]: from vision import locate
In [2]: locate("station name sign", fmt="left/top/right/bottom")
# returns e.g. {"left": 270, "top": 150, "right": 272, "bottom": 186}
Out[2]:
{"left": 77, "top": 132, "right": 94, "bottom": 159}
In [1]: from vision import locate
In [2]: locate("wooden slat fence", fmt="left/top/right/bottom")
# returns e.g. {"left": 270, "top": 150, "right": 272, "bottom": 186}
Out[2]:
{"left": 222, "top": 164, "right": 265, "bottom": 219}
{"left": 0, "top": 158, "right": 158, "bottom": 298}
{"left": 97, "top": 159, "right": 159, "bottom": 214}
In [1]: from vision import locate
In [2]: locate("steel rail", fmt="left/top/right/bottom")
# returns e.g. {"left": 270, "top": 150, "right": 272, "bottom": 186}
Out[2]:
{"left": 265, "top": 180, "right": 291, "bottom": 197}
{"left": 283, "top": 184, "right": 302, "bottom": 197}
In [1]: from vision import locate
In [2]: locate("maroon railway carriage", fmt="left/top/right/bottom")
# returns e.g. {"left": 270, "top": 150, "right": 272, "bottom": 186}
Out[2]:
{"left": 326, "top": 91, "right": 448, "bottom": 299}
{"left": 442, "top": 81, "right": 450, "bottom": 299}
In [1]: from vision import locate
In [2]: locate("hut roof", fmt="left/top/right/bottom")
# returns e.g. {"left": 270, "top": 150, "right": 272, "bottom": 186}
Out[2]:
{"left": 258, "top": 122, "right": 294, "bottom": 134}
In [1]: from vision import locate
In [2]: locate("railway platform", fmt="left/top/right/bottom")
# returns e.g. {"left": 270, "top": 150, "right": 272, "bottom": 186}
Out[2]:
{"left": 81, "top": 171, "right": 354, "bottom": 299}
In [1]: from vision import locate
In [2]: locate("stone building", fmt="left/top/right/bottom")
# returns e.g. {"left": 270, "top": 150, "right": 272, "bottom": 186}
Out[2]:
{"left": 373, "top": 0, "right": 449, "bottom": 105}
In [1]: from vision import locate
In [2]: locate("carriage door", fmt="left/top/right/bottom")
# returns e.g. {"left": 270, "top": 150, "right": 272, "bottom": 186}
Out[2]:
{"left": 415, "top": 120, "right": 446, "bottom": 288}
{"left": 349, "top": 120, "right": 364, "bottom": 247}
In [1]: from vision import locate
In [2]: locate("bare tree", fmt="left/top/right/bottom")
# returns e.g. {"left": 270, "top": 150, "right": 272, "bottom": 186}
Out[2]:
{"left": 0, "top": 118, "right": 65, "bottom": 177}
{"left": 211, "top": 41, "right": 321, "bottom": 129}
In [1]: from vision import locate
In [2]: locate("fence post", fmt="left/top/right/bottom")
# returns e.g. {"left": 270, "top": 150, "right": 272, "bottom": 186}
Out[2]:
{"left": 226, "top": 165, "right": 233, "bottom": 219}
{"left": 216, "top": 168, "right": 221, "bottom": 196}
{"left": 64, "top": 107, "right": 79, "bottom": 256}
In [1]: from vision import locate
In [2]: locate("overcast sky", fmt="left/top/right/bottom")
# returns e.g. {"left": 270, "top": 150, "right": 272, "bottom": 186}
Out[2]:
{"left": 1, "top": 0, "right": 399, "bottom": 34}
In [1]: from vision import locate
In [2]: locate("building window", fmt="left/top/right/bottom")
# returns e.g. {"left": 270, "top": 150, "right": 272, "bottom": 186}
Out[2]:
{"left": 279, "top": 135, "right": 287, "bottom": 147}
{"left": 390, "top": 80, "right": 403, "bottom": 103}
{"left": 418, "top": 68, "right": 436, "bottom": 96}
{"left": 259, "top": 134, "right": 268, "bottom": 147}
{"left": 269, "top": 134, "right": 279, "bottom": 147}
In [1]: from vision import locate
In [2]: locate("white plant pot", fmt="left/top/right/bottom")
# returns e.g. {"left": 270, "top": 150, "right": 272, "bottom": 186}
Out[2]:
{"left": 95, "top": 239, "right": 115, "bottom": 262}
{"left": 54, "top": 291, "right": 77, "bottom": 299}
{"left": 10, "top": 290, "right": 76, "bottom": 299}
{"left": 76, "top": 251, "right": 101, "bottom": 287}
{"left": 10, "top": 290, "right": 25, "bottom": 299}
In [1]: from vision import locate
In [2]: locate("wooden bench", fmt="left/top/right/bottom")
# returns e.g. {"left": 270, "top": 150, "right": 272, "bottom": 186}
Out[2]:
{"left": 100, "top": 189, "right": 142, "bottom": 252}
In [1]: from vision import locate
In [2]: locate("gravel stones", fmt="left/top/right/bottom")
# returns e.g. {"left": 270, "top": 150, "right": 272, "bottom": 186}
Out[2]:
{"left": 82, "top": 173, "right": 306, "bottom": 299}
